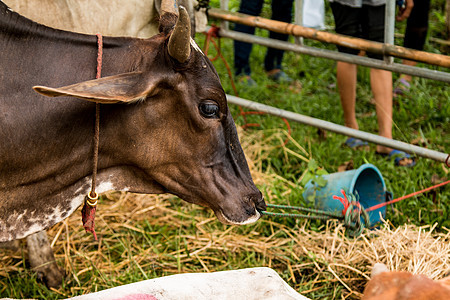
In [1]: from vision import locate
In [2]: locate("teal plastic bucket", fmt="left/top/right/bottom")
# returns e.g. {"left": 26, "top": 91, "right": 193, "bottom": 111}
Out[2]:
{"left": 302, "top": 164, "right": 389, "bottom": 226}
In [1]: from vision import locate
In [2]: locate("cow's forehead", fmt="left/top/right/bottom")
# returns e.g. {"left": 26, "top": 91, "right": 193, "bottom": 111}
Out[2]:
{"left": 191, "top": 40, "right": 223, "bottom": 85}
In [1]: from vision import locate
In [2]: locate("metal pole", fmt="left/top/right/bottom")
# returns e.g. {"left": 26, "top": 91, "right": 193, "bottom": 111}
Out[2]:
{"left": 227, "top": 95, "right": 449, "bottom": 163}
{"left": 384, "top": 0, "right": 396, "bottom": 64}
{"left": 219, "top": 29, "right": 450, "bottom": 83}
{"left": 208, "top": 8, "right": 450, "bottom": 68}
{"left": 294, "top": 0, "right": 303, "bottom": 45}
{"left": 220, "top": 0, "right": 229, "bottom": 31}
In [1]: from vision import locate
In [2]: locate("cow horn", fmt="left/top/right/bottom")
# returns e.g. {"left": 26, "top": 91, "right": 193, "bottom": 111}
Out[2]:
{"left": 168, "top": 6, "right": 191, "bottom": 63}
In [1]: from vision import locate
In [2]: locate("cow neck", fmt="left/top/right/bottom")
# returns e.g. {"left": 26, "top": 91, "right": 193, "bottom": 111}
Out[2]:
{"left": 81, "top": 33, "right": 103, "bottom": 241}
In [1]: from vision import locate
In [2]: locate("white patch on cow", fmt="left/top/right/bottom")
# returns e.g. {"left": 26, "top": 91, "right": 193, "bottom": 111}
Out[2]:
{"left": 190, "top": 37, "right": 203, "bottom": 54}
{"left": 2, "top": 179, "right": 118, "bottom": 241}
{"left": 20, "top": 223, "right": 42, "bottom": 239}
{"left": 221, "top": 210, "right": 261, "bottom": 225}
{"left": 16, "top": 208, "right": 54, "bottom": 239}
{"left": 75, "top": 182, "right": 88, "bottom": 195}
{"left": 48, "top": 180, "right": 115, "bottom": 228}
{"left": 96, "top": 181, "right": 115, "bottom": 194}
{"left": 69, "top": 193, "right": 86, "bottom": 213}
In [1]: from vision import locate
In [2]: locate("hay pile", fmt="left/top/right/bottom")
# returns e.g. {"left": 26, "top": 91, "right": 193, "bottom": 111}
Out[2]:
{"left": 1, "top": 128, "right": 449, "bottom": 299}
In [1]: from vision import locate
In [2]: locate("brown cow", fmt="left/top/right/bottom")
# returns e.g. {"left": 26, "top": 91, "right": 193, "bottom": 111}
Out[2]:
{"left": 1, "top": 0, "right": 201, "bottom": 287}
{"left": 362, "top": 263, "right": 450, "bottom": 300}
{"left": 0, "top": 0, "right": 265, "bottom": 245}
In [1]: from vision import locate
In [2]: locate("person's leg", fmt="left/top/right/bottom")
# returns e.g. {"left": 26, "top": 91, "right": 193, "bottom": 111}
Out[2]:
{"left": 234, "top": 0, "right": 264, "bottom": 76}
{"left": 372, "top": 67, "right": 414, "bottom": 165}
{"left": 337, "top": 62, "right": 358, "bottom": 130}
{"left": 361, "top": 4, "right": 390, "bottom": 151}
{"left": 361, "top": 4, "right": 393, "bottom": 152}
{"left": 397, "top": 60, "right": 416, "bottom": 82}
{"left": 365, "top": 5, "right": 414, "bottom": 165}
{"left": 264, "top": 0, "right": 293, "bottom": 72}
{"left": 370, "top": 68, "right": 393, "bottom": 153}
{"left": 330, "top": 3, "right": 362, "bottom": 131}
{"left": 399, "top": 0, "right": 430, "bottom": 82}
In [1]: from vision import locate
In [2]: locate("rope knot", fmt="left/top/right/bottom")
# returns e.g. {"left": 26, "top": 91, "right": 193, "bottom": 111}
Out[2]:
{"left": 333, "top": 189, "right": 370, "bottom": 237}
{"left": 207, "top": 24, "right": 220, "bottom": 38}
{"left": 81, "top": 194, "right": 98, "bottom": 241}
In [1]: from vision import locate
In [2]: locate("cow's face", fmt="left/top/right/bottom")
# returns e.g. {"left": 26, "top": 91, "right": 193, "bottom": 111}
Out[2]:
{"left": 33, "top": 7, "right": 266, "bottom": 225}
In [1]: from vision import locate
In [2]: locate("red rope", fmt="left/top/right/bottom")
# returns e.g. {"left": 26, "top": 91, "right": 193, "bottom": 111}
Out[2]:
{"left": 332, "top": 189, "right": 363, "bottom": 216}
{"left": 204, "top": 26, "right": 221, "bottom": 62}
{"left": 333, "top": 189, "right": 350, "bottom": 215}
{"left": 332, "top": 178, "right": 449, "bottom": 217}
{"left": 332, "top": 180, "right": 449, "bottom": 216}
{"left": 82, "top": 33, "right": 103, "bottom": 241}
{"left": 366, "top": 179, "right": 450, "bottom": 212}
{"left": 96, "top": 33, "right": 103, "bottom": 79}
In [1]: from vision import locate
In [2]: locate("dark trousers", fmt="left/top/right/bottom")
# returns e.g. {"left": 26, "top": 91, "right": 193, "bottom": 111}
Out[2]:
{"left": 404, "top": 0, "right": 430, "bottom": 51}
{"left": 233, "top": 0, "right": 293, "bottom": 76}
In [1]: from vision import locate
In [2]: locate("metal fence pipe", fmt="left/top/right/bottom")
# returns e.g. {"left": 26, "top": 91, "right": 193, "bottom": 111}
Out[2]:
{"left": 218, "top": 29, "right": 450, "bottom": 83}
{"left": 208, "top": 8, "right": 450, "bottom": 68}
{"left": 294, "top": 0, "right": 304, "bottom": 45}
{"left": 219, "top": 0, "right": 230, "bottom": 31}
{"left": 227, "top": 95, "right": 449, "bottom": 163}
{"left": 384, "top": 0, "right": 396, "bottom": 64}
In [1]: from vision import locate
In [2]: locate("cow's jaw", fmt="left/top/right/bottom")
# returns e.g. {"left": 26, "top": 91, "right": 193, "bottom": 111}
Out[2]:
{"left": 216, "top": 209, "right": 261, "bottom": 225}
{"left": 211, "top": 193, "right": 265, "bottom": 226}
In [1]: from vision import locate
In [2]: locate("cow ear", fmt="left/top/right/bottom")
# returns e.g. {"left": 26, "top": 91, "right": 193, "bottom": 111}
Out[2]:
{"left": 33, "top": 72, "right": 152, "bottom": 104}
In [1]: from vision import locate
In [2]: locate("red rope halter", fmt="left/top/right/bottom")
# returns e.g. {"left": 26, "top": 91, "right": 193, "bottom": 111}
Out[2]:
{"left": 81, "top": 33, "right": 103, "bottom": 241}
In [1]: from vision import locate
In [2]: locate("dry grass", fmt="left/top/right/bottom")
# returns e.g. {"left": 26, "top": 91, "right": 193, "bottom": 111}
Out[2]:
{"left": 1, "top": 128, "right": 449, "bottom": 299}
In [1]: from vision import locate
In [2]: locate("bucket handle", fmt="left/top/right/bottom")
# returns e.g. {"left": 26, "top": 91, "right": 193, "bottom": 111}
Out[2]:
{"left": 385, "top": 191, "right": 393, "bottom": 213}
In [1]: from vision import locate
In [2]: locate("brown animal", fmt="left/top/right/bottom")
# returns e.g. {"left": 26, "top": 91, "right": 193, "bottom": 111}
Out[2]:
{"left": 0, "top": 0, "right": 265, "bottom": 243}
{"left": 0, "top": 0, "right": 201, "bottom": 288}
{"left": 362, "top": 263, "right": 450, "bottom": 300}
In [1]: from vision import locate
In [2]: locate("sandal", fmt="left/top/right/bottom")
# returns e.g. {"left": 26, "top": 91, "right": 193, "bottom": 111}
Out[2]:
{"left": 267, "top": 69, "right": 293, "bottom": 83}
{"left": 237, "top": 75, "right": 257, "bottom": 87}
{"left": 393, "top": 78, "right": 411, "bottom": 97}
{"left": 344, "top": 137, "right": 369, "bottom": 149}
{"left": 377, "top": 149, "right": 416, "bottom": 167}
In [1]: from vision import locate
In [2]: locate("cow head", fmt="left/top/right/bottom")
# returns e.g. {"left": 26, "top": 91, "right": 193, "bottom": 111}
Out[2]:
{"left": 33, "top": 2, "right": 266, "bottom": 225}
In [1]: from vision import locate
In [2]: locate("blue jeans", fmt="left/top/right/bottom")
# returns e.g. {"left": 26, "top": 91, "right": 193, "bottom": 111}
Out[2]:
{"left": 233, "top": 0, "right": 293, "bottom": 76}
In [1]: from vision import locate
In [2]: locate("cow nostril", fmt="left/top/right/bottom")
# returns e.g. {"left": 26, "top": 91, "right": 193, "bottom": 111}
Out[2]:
{"left": 255, "top": 194, "right": 266, "bottom": 212}
{"left": 245, "top": 192, "right": 266, "bottom": 213}
{"left": 256, "top": 203, "right": 266, "bottom": 212}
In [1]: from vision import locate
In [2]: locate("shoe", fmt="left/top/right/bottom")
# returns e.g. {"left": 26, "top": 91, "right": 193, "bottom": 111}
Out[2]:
{"left": 393, "top": 78, "right": 411, "bottom": 97}
{"left": 267, "top": 69, "right": 293, "bottom": 83}
{"left": 344, "top": 137, "right": 369, "bottom": 150}
{"left": 237, "top": 75, "right": 257, "bottom": 87}
{"left": 376, "top": 149, "right": 416, "bottom": 167}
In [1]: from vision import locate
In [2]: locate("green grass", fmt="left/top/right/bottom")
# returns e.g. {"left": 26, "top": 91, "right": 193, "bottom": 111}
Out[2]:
{"left": 1, "top": 1, "right": 449, "bottom": 299}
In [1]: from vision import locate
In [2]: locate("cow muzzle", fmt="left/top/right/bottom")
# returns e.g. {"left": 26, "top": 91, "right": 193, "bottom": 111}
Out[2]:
{"left": 214, "top": 191, "right": 266, "bottom": 225}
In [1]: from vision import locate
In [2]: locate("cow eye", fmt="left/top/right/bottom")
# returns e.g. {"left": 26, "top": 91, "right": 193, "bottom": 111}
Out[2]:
{"left": 199, "top": 101, "right": 220, "bottom": 118}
